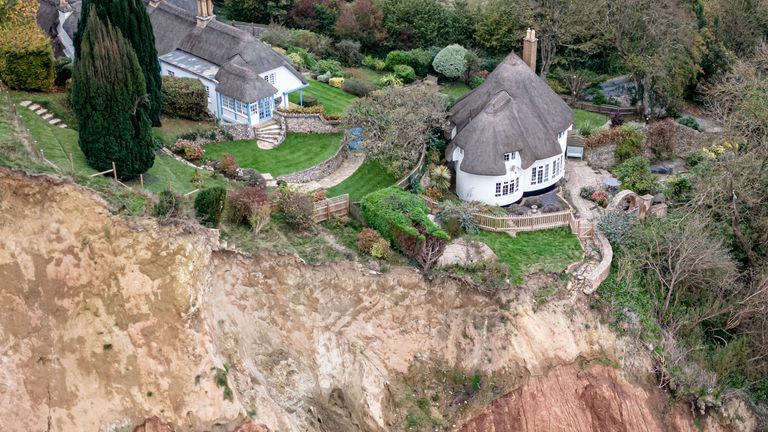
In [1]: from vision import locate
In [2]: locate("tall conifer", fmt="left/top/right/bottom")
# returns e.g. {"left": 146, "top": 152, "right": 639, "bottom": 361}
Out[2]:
{"left": 72, "top": 9, "right": 155, "bottom": 179}
{"left": 74, "top": 0, "right": 163, "bottom": 126}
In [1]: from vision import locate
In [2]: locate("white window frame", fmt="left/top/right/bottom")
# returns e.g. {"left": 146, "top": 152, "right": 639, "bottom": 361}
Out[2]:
{"left": 236, "top": 100, "right": 249, "bottom": 116}
{"left": 495, "top": 182, "right": 502, "bottom": 197}
{"left": 167, "top": 70, "right": 175, "bottom": 77}
{"left": 503, "top": 152, "right": 512, "bottom": 162}
{"left": 495, "top": 178, "right": 519, "bottom": 197}
{"left": 222, "top": 95, "right": 235, "bottom": 111}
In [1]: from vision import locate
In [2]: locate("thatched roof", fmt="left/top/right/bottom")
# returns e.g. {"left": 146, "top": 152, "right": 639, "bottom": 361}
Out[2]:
{"left": 216, "top": 56, "right": 277, "bottom": 103}
{"left": 165, "top": 0, "right": 197, "bottom": 14}
{"left": 446, "top": 53, "right": 572, "bottom": 175}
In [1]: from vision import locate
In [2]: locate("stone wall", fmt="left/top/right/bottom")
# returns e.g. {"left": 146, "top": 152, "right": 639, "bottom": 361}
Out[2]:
{"left": 275, "top": 111, "right": 341, "bottom": 134}
{"left": 278, "top": 142, "right": 348, "bottom": 183}
{"left": 219, "top": 123, "right": 255, "bottom": 141}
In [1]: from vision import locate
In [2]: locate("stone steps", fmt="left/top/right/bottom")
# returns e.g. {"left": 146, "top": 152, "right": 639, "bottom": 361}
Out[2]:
{"left": 19, "top": 101, "right": 68, "bottom": 129}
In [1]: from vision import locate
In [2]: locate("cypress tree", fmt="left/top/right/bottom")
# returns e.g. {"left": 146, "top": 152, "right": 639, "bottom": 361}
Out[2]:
{"left": 74, "top": 0, "right": 163, "bottom": 126}
{"left": 72, "top": 9, "right": 155, "bottom": 179}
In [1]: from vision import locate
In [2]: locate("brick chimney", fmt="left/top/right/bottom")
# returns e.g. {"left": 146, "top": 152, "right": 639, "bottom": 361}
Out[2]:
{"left": 196, "top": 0, "right": 214, "bottom": 28}
{"left": 522, "top": 28, "right": 538, "bottom": 72}
{"left": 148, "top": 0, "right": 161, "bottom": 7}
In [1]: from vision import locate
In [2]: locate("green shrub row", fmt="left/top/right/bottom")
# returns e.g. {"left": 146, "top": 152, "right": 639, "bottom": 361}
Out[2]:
{"left": 361, "top": 187, "right": 448, "bottom": 249}
{"left": 0, "top": 24, "right": 54, "bottom": 91}
{"left": 161, "top": 76, "right": 208, "bottom": 121}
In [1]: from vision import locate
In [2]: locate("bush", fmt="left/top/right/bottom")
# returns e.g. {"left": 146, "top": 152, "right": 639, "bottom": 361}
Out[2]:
{"left": 613, "top": 156, "right": 658, "bottom": 195}
{"left": 288, "top": 47, "right": 317, "bottom": 70}
{"left": 194, "top": 187, "right": 227, "bottom": 227}
{"left": 377, "top": 74, "right": 403, "bottom": 88}
{"left": 647, "top": 119, "right": 677, "bottom": 160}
{"left": 289, "top": 29, "right": 332, "bottom": 57}
{"left": 610, "top": 112, "right": 624, "bottom": 128}
{"left": 316, "top": 72, "right": 331, "bottom": 83}
{"left": 363, "top": 55, "right": 386, "bottom": 71}
{"left": 287, "top": 52, "right": 304, "bottom": 69}
{"left": 328, "top": 77, "right": 344, "bottom": 88}
{"left": 227, "top": 186, "right": 270, "bottom": 224}
{"left": 261, "top": 24, "right": 292, "bottom": 49}
{"left": 314, "top": 58, "right": 343, "bottom": 75}
{"left": 154, "top": 190, "right": 180, "bottom": 219}
{"left": 172, "top": 140, "right": 205, "bottom": 161}
{"left": 393, "top": 64, "right": 416, "bottom": 84}
{"left": 276, "top": 186, "right": 314, "bottom": 230}
{"left": 614, "top": 130, "right": 643, "bottom": 163}
{"left": 361, "top": 187, "right": 449, "bottom": 271}
{"left": 161, "top": 76, "right": 208, "bottom": 121}
{"left": 584, "top": 126, "right": 636, "bottom": 149}
{"left": 597, "top": 210, "right": 634, "bottom": 245}
{"left": 677, "top": 116, "right": 700, "bottom": 130}
{"left": 216, "top": 153, "right": 239, "bottom": 178}
{"left": 369, "top": 238, "right": 392, "bottom": 259}
{"left": 302, "top": 95, "right": 319, "bottom": 107}
{"left": 579, "top": 186, "right": 596, "bottom": 200}
{"left": 468, "top": 75, "right": 485, "bottom": 89}
{"left": 0, "top": 23, "right": 54, "bottom": 91}
{"left": 580, "top": 122, "right": 598, "bottom": 137}
{"left": 590, "top": 191, "right": 609, "bottom": 207}
{"left": 357, "top": 228, "right": 386, "bottom": 254}
{"left": 665, "top": 175, "right": 692, "bottom": 203}
{"left": 342, "top": 78, "right": 375, "bottom": 97}
{"left": 54, "top": 57, "right": 73, "bottom": 87}
{"left": 385, "top": 49, "right": 432, "bottom": 76}
{"left": 436, "top": 200, "right": 480, "bottom": 236}
{"left": 432, "top": 44, "right": 468, "bottom": 79}
{"left": 430, "top": 164, "right": 451, "bottom": 191}
{"left": 335, "top": 39, "right": 363, "bottom": 66}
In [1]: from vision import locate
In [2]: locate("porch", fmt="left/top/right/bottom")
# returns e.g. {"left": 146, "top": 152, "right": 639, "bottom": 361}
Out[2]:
{"left": 216, "top": 93, "right": 275, "bottom": 127}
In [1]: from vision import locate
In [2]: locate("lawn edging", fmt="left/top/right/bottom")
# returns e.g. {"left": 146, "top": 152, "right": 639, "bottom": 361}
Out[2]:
{"left": 275, "top": 110, "right": 340, "bottom": 133}
{"left": 278, "top": 139, "right": 348, "bottom": 183}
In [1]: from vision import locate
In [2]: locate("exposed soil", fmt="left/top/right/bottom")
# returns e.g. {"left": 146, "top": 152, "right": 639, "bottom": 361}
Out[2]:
{"left": 0, "top": 168, "right": 752, "bottom": 431}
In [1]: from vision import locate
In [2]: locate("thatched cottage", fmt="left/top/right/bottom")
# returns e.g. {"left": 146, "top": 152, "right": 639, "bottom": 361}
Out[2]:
{"left": 446, "top": 30, "right": 573, "bottom": 206}
{"left": 39, "top": 0, "right": 307, "bottom": 127}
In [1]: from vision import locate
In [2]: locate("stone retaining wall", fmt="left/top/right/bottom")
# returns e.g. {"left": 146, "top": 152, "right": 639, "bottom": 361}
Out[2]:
{"left": 278, "top": 141, "right": 348, "bottom": 183}
{"left": 275, "top": 111, "right": 341, "bottom": 133}
{"left": 583, "top": 231, "right": 613, "bottom": 295}
{"left": 220, "top": 123, "right": 255, "bottom": 141}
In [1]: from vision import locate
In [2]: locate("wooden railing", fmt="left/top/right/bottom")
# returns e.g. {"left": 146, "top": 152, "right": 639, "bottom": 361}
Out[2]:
{"left": 312, "top": 194, "right": 349, "bottom": 223}
{"left": 565, "top": 99, "right": 637, "bottom": 116}
{"left": 474, "top": 210, "right": 573, "bottom": 233}
{"left": 395, "top": 148, "right": 427, "bottom": 188}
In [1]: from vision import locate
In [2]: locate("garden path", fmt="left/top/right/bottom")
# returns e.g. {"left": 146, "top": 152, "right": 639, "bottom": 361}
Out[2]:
{"left": 293, "top": 151, "right": 366, "bottom": 192}
{"left": 19, "top": 101, "right": 68, "bottom": 128}
{"left": 564, "top": 160, "right": 616, "bottom": 222}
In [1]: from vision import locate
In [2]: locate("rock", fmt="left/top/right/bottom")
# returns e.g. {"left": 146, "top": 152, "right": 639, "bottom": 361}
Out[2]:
{"left": 437, "top": 238, "right": 497, "bottom": 268}
{"left": 239, "top": 168, "right": 266, "bottom": 188}
{"left": 367, "top": 260, "right": 381, "bottom": 272}
{"left": 653, "top": 193, "right": 666, "bottom": 204}
{"left": 233, "top": 421, "right": 270, "bottom": 432}
{"left": 133, "top": 416, "right": 174, "bottom": 432}
{"left": 650, "top": 164, "right": 673, "bottom": 175}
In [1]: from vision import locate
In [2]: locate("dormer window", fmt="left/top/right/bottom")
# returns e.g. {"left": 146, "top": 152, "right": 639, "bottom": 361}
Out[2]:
{"left": 503, "top": 152, "right": 513, "bottom": 161}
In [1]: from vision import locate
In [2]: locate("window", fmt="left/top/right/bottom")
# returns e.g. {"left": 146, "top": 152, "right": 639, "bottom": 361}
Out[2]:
{"left": 543, "top": 164, "right": 549, "bottom": 182}
{"left": 503, "top": 152, "right": 512, "bottom": 162}
{"left": 236, "top": 100, "right": 248, "bottom": 116}
{"left": 258, "top": 98, "right": 273, "bottom": 120}
{"left": 167, "top": 70, "right": 175, "bottom": 77}
{"left": 262, "top": 73, "right": 276, "bottom": 84}
{"left": 532, "top": 166, "right": 545, "bottom": 185}
{"left": 494, "top": 178, "right": 519, "bottom": 197}
{"left": 250, "top": 102, "right": 259, "bottom": 114}
{"left": 221, "top": 95, "right": 235, "bottom": 111}
{"left": 495, "top": 182, "right": 502, "bottom": 197}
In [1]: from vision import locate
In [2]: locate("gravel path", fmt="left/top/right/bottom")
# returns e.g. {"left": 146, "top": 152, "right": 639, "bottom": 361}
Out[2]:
{"left": 293, "top": 152, "right": 365, "bottom": 192}
{"left": 564, "top": 160, "right": 616, "bottom": 221}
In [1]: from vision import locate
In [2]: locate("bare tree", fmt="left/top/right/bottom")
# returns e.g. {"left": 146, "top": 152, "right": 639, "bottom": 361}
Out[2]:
{"left": 563, "top": 70, "right": 591, "bottom": 103}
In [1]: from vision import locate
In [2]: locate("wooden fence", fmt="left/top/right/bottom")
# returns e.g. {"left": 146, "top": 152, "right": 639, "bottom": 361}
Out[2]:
{"left": 567, "top": 99, "right": 637, "bottom": 116}
{"left": 394, "top": 148, "right": 427, "bottom": 188}
{"left": 474, "top": 210, "right": 573, "bottom": 233}
{"left": 311, "top": 194, "right": 349, "bottom": 223}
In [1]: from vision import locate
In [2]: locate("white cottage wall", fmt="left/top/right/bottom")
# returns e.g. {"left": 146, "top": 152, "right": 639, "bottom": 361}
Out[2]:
{"left": 260, "top": 66, "right": 306, "bottom": 108}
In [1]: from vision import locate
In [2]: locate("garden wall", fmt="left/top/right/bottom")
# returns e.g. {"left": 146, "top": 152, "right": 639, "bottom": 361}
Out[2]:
{"left": 582, "top": 231, "right": 613, "bottom": 295}
{"left": 277, "top": 142, "right": 348, "bottom": 183}
{"left": 274, "top": 111, "right": 340, "bottom": 133}
{"left": 219, "top": 124, "right": 255, "bottom": 141}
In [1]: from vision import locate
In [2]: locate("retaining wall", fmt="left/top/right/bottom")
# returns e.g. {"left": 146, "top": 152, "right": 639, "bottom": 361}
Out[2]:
{"left": 275, "top": 111, "right": 341, "bottom": 133}
{"left": 278, "top": 142, "right": 348, "bottom": 183}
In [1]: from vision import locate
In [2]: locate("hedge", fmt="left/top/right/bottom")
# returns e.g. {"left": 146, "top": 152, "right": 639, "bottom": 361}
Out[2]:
{"left": 0, "top": 23, "right": 54, "bottom": 91}
{"left": 385, "top": 49, "right": 432, "bottom": 76}
{"left": 194, "top": 187, "right": 227, "bottom": 227}
{"left": 161, "top": 76, "right": 208, "bottom": 121}
{"left": 361, "top": 187, "right": 448, "bottom": 250}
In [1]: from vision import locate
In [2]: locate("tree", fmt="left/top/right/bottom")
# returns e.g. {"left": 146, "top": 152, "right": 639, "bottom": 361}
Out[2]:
{"left": 432, "top": 44, "right": 468, "bottom": 79}
{"left": 382, "top": 0, "right": 453, "bottom": 49}
{"left": 334, "top": 0, "right": 387, "bottom": 50}
{"left": 223, "top": 0, "right": 295, "bottom": 24}
{"left": 341, "top": 85, "right": 447, "bottom": 177}
{"left": 288, "top": 0, "right": 338, "bottom": 36}
{"left": 474, "top": 0, "right": 531, "bottom": 53}
{"left": 71, "top": 10, "right": 154, "bottom": 179}
{"left": 74, "top": 0, "right": 163, "bottom": 126}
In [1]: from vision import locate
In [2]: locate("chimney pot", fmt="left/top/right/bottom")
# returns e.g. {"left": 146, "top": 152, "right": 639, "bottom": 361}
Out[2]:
{"left": 196, "top": 0, "right": 215, "bottom": 28}
{"left": 522, "top": 28, "right": 538, "bottom": 72}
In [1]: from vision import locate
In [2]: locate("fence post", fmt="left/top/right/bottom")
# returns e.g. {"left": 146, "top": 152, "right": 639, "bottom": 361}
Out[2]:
{"left": 140, "top": 174, "right": 144, "bottom": 189}
{"left": 112, "top": 161, "right": 117, "bottom": 180}
{"left": 68, "top": 152, "right": 74, "bottom": 172}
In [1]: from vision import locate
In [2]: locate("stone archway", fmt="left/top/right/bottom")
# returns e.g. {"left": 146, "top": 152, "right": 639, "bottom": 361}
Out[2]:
{"left": 607, "top": 190, "right": 655, "bottom": 220}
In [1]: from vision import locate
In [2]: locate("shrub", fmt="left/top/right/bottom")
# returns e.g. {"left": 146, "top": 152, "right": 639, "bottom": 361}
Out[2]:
{"left": 312, "top": 189, "right": 327, "bottom": 202}
{"left": 377, "top": 74, "right": 403, "bottom": 88}
{"left": 227, "top": 186, "right": 270, "bottom": 224}
{"left": 0, "top": 23, "right": 54, "bottom": 91}
{"left": 335, "top": 39, "right": 363, "bottom": 66}
{"left": 314, "top": 58, "right": 343, "bottom": 75}
{"left": 590, "top": 191, "right": 609, "bottom": 207}
{"left": 436, "top": 200, "right": 481, "bottom": 236}
{"left": 432, "top": 44, "right": 468, "bottom": 79}
{"left": 610, "top": 112, "right": 624, "bottom": 128}
{"left": 154, "top": 190, "right": 180, "bottom": 219}
{"left": 647, "top": 119, "right": 677, "bottom": 160}
{"left": 216, "top": 153, "right": 239, "bottom": 178}
{"left": 302, "top": 95, "right": 320, "bottom": 107}
{"left": 580, "top": 121, "right": 598, "bottom": 137}
{"left": 317, "top": 72, "right": 331, "bottom": 83}
{"left": 328, "top": 77, "right": 345, "bottom": 88}
{"left": 363, "top": 55, "right": 386, "bottom": 71}
{"left": 541, "top": 203, "right": 561, "bottom": 213}
{"left": 342, "top": 78, "right": 375, "bottom": 97}
{"left": 385, "top": 49, "right": 432, "bottom": 76}
{"left": 370, "top": 238, "right": 392, "bottom": 259}
{"left": 289, "top": 29, "right": 332, "bottom": 57}
{"left": 247, "top": 203, "right": 271, "bottom": 236}
{"left": 287, "top": 52, "right": 304, "bottom": 69}
{"left": 597, "top": 210, "right": 634, "bottom": 245}
{"left": 361, "top": 187, "right": 449, "bottom": 271}
{"left": 54, "top": 57, "right": 73, "bottom": 87}
{"left": 579, "top": 186, "right": 596, "bottom": 200}
{"left": 288, "top": 47, "right": 317, "bottom": 70}
{"left": 584, "top": 126, "right": 636, "bottom": 149}
{"left": 665, "top": 175, "right": 692, "bottom": 203}
{"left": 276, "top": 186, "right": 314, "bottom": 230}
{"left": 357, "top": 228, "right": 385, "bottom": 254}
{"left": 613, "top": 156, "right": 658, "bottom": 195}
{"left": 262, "top": 24, "right": 292, "bottom": 49}
{"left": 194, "top": 187, "right": 227, "bottom": 227}
{"left": 172, "top": 140, "right": 205, "bottom": 161}
{"left": 161, "top": 76, "right": 208, "bottom": 121}
{"left": 677, "top": 116, "right": 700, "bottom": 130}
{"left": 468, "top": 75, "right": 485, "bottom": 89}
{"left": 430, "top": 164, "right": 452, "bottom": 191}
{"left": 615, "top": 130, "right": 643, "bottom": 163}
{"left": 393, "top": 64, "right": 416, "bottom": 84}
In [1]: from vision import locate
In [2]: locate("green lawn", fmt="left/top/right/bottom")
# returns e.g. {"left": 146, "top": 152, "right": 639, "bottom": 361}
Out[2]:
{"left": 473, "top": 228, "right": 583, "bottom": 284}
{"left": 345, "top": 67, "right": 386, "bottom": 86}
{"left": 327, "top": 159, "right": 397, "bottom": 201}
{"left": 153, "top": 117, "right": 217, "bottom": 147}
{"left": 573, "top": 109, "right": 609, "bottom": 130}
{"left": 205, "top": 133, "right": 342, "bottom": 177}
{"left": 288, "top": 79, "right": 356, "bottom": 115}
{"left": 440, "top": 82, "right": 472, "bottom": 104}
{"left": 126, "top": 154, "right": 229, "bottom": 194}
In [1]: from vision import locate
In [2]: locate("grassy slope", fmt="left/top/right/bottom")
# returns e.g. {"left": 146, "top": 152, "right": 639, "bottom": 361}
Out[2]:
{"left": 326, "top": 159, "right": 397, "bottom": 201}
{"left": 474, "top": 228, "right": 583, "bottom": 284}
{"left": 153, "top": 117, "right": 217, "bottom": 147}
{"left": 288, "top": 79, "right": 356, "bottom": 115}
{"left": 573, "top": 109, "right": 609, "bottom": 130}
{"left": 205, "top": 133, "right": 342, "bottom": 177}
{"left": 10, "top": 90, "right": 78, "bottom": 129}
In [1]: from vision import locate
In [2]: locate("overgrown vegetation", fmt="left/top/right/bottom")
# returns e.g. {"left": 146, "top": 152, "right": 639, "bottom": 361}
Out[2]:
{"left": 161, "top": 76, "right": 209, "bottom": 121}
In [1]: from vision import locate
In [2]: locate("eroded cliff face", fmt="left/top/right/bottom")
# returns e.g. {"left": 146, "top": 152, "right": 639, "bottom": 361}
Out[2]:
{"left": 0, "top": 169, "right": 748, "bottom": 431}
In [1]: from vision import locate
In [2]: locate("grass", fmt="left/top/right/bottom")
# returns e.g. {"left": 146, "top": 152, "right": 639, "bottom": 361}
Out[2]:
{"left": 127, "top": 154, "right": 230, "bottom": 194}
{"left": 440, "top": 82, "right": 472, "bottom": 105}
{"left": 573, "top": 109, "right": 609, "bottom": 131}
{"left": 345, "top": 67, "right": 386, "bottom": 86}
{"left": 10, "top": 90, "right": 78, "bottom": 129}
{"left": 205, "top": 133, "right": 342, "bottom": 177}
{"left": 288, "top": 79, "right": 356, "bottom": 115}
{"left": 153, "top": 117, "right": 217, "bottom": 147}
{"left": 326, "top": 159, "right": 397, "bottom": 201}
{"left": 473, "top": 228, "right": 583, "bottom": 284}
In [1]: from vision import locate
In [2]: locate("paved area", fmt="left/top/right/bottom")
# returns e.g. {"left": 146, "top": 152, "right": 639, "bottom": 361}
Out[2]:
{"left": 564, "top": 160, "right": 615, "bottom": 221}
{"left": 293, "top": 151, "right": 365, "bottom": 192}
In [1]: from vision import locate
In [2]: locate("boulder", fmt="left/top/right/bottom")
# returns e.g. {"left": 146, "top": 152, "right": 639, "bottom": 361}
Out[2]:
{"left": 133, "top": 416, "right": 173, "bottom": 432}
{"left": 650, "top": 164, "right": 673, "bottom": 175}
{"left": 437, "top": 238, "right": 497, "bottom": 268}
